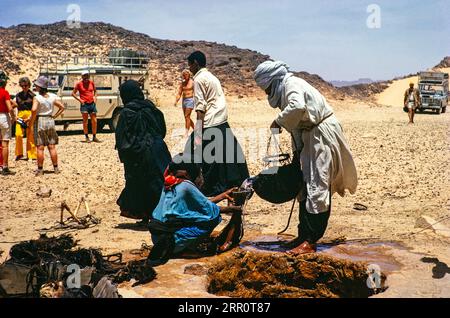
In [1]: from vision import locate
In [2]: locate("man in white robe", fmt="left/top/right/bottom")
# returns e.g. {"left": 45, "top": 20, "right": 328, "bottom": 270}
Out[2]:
{"left": 254, "top": 61, "right": 358, "bottom": 255}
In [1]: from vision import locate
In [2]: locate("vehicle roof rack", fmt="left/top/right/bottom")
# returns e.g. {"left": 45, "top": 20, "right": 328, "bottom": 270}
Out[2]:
{"left": 419, "top": 71, "right": 449, "bottom": 80}
{"left": 38, "top": 55, "right": 150, "bottom": 77}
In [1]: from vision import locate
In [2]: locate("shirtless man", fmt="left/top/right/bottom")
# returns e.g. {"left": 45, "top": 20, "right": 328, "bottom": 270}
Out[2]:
{"left": 174, "top": 69, "right": 195, "bottom": 138}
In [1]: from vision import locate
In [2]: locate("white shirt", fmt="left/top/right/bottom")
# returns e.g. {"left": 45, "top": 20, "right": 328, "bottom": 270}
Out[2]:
{"left": 276, "top": 76, "right": 358, "bottom": 214}
{"left": 193, "top": 68, "right": 228, "bottom": 128}
{"left": 35, "top": 93, "right": 57, "bottom": 116}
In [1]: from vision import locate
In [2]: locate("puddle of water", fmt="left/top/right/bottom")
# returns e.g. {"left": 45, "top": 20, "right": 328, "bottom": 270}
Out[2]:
{"left": 241, "top": 235, "right": 403, "bottom": 273}
{"left": 319, "top": 243, "right": 403, "bottom": 273}
{"left": 117, "top": 250, "right": 217, "bottom": 298}
{"left": 240, "top": 235, "right": 290, "bottom": 252}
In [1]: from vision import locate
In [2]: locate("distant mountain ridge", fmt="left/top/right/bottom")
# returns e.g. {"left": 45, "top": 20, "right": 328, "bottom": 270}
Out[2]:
{"left": 0, "top": 21, "right": 447, "bottom": 101}
{"left": 0, "top": 21, "right": 342, "bottom": 98}
{"left": 330, "top": 78, "right": 374, "bottom": 87}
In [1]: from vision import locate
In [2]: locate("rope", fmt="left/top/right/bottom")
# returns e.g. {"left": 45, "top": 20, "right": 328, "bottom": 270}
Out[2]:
{"left": 277, "top": 198, "right": 297, "bottom": 235}
{"left": 265, "top": 132, "right": 299, "bottom": 236}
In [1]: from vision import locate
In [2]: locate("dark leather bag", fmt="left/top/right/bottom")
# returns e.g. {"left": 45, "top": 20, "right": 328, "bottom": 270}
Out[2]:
{"left": 253, "top": 133, "right": 304, "bottom": 205}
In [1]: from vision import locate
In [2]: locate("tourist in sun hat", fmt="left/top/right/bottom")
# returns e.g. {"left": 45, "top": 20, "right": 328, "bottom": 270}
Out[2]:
{"left": 28, "top": 76, "right": 65, "bottom": 176}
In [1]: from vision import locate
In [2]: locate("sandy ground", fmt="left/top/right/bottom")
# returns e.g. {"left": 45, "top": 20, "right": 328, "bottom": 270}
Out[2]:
{"left": 1, "top": 88, "right": 449, "bottom": 297}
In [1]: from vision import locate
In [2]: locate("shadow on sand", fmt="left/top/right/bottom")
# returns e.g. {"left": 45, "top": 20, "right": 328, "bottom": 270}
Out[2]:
{"left": 115, "top": 222, "right": 149, "bottom": 232}
{"left": 421, "top": 257, "right": 450, "bottom": 279}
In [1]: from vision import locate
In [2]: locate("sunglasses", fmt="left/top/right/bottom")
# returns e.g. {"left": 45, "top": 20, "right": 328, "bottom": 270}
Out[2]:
{"left": 20, "top": 84, "right": 30, "bottom": 88}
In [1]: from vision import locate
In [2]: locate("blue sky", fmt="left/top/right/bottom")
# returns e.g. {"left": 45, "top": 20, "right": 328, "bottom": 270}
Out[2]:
{"left": 1, "top": 0, "right": 449, "bottom": 81}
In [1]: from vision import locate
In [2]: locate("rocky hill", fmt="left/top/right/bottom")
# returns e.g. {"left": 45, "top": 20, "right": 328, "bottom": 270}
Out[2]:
{"left": 0, "top": 21, "right": 343, "bottom": 99}
{"left": 331, "top": 78, "right": 374, "bottom": 88}
{"left": 2, "top": 21, "right": 445, "bottom": 102}
{"left": 435, "top": 56, "right": 450, "bottom": 69}
{"left": 337, "top": 81, "right": 392, "bottom": 99}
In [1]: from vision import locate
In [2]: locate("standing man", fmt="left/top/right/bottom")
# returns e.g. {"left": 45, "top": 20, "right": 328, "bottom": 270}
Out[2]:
{"left": 254, "top": 61, "right": 358, "bottom": 255}
{"left": 14, "top": 77, "right": 37, "bottom": 161}
{"left": 72, "top": 70, "right": 101, "bottom": 143}
{"left": 404, "top": 82, "right": 420, "bottom": 124}
{"left": 0, "top": 70, "right": 16, "bottom": 175}
{"left": 185, "top": 51, "right": 249, "bottom": 197}
{"left": 174, "top": 69, "right": 195, "bottom": 138}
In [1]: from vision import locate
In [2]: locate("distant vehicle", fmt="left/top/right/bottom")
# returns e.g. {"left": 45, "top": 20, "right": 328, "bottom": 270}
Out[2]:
{"left": 37, "top": 49, "right": 150, "bottom": 131}
{"left": 416, "top": 71, "right": 449, "bottom": 114}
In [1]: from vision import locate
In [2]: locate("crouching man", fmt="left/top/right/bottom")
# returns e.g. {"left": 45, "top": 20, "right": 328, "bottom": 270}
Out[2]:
{"left": 147, "top": 158, "right": 243, "bottom": 266}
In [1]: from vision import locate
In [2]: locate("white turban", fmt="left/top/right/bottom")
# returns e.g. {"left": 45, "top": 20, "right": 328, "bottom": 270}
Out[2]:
{"left": 253, "top": 61, "right": 291, "bottom": 108}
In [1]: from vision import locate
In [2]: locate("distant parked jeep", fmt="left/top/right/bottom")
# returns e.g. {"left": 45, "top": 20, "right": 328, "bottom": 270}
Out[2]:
{"left": 37, "top": 50, "right": 149, "bottom": 131}
{"left": 416, "top": 71, "right": 449, "bottom": 114}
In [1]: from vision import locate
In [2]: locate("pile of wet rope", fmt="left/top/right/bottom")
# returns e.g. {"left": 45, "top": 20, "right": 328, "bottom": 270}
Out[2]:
{"left": 5, "top": 234, "right": 155, "bottom": 297}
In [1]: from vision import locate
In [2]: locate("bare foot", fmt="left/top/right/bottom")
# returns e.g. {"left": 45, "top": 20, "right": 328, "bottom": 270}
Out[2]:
{"left": 217, "top": 240, "right": 234, "bottom": 253}
{"left": 217, "top": 225, "right": 236, "bottom": 253}
{"left": 286, "top": 241, "right": 317, "bottom": 256}
{"left": 216, "top": 218, "right": 243, "bottom": 253}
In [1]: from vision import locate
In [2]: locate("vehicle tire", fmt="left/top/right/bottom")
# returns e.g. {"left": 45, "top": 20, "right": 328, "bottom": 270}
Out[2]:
{"left": 436, "top": 108, "right": 442, "bottom": 115}
{"left": 109, "top": 108, "right": 122, "bottom": 132}
{"left": 442, "top": 106, "right": 447, "bottom": 114}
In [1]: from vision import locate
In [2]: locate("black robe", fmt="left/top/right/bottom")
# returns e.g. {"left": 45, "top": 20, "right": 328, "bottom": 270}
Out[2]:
{"left": 115, "top": 80, "right": 171, "bottom": 220}
{"left": 184, "top": 122, "right": 250, "bottom": 197}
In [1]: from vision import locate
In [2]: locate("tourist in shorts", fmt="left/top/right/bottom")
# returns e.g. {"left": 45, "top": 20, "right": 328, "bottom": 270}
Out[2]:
{"left": 0, "top": 70, "right": 16, "bottom": 176}
{"left": 72, "top": 70, "right": 101, "bottom": 143}
{"left": 29, "top": 76, "right": 65, "bottom": 176}
{"left": 174, "top": 69, "right": 195, "bottom": 138}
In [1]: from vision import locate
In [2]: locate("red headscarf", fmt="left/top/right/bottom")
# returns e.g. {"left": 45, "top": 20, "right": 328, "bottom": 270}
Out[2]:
{"left": 163, "top": 167, "right": 187, "bottom": 190}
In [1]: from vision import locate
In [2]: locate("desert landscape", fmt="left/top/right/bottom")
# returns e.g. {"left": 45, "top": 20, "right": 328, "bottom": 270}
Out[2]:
{"left": 0, "top": 22, "right": 449, "bottom": 298}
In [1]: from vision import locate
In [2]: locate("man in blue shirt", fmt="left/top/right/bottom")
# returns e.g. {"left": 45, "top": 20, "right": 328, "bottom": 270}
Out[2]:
{"left": 148, "top": 159, "right": 243, "bottom": 265}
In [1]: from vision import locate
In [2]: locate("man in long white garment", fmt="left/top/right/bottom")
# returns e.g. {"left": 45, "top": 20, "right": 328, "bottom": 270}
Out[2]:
{"left": 254, "top": 61, "right": 358, "bottom": 255}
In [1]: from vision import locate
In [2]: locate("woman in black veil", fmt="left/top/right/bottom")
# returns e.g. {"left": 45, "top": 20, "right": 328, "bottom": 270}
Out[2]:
{"left": 115, "top": 80, "right": 171, "bottom": 224}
